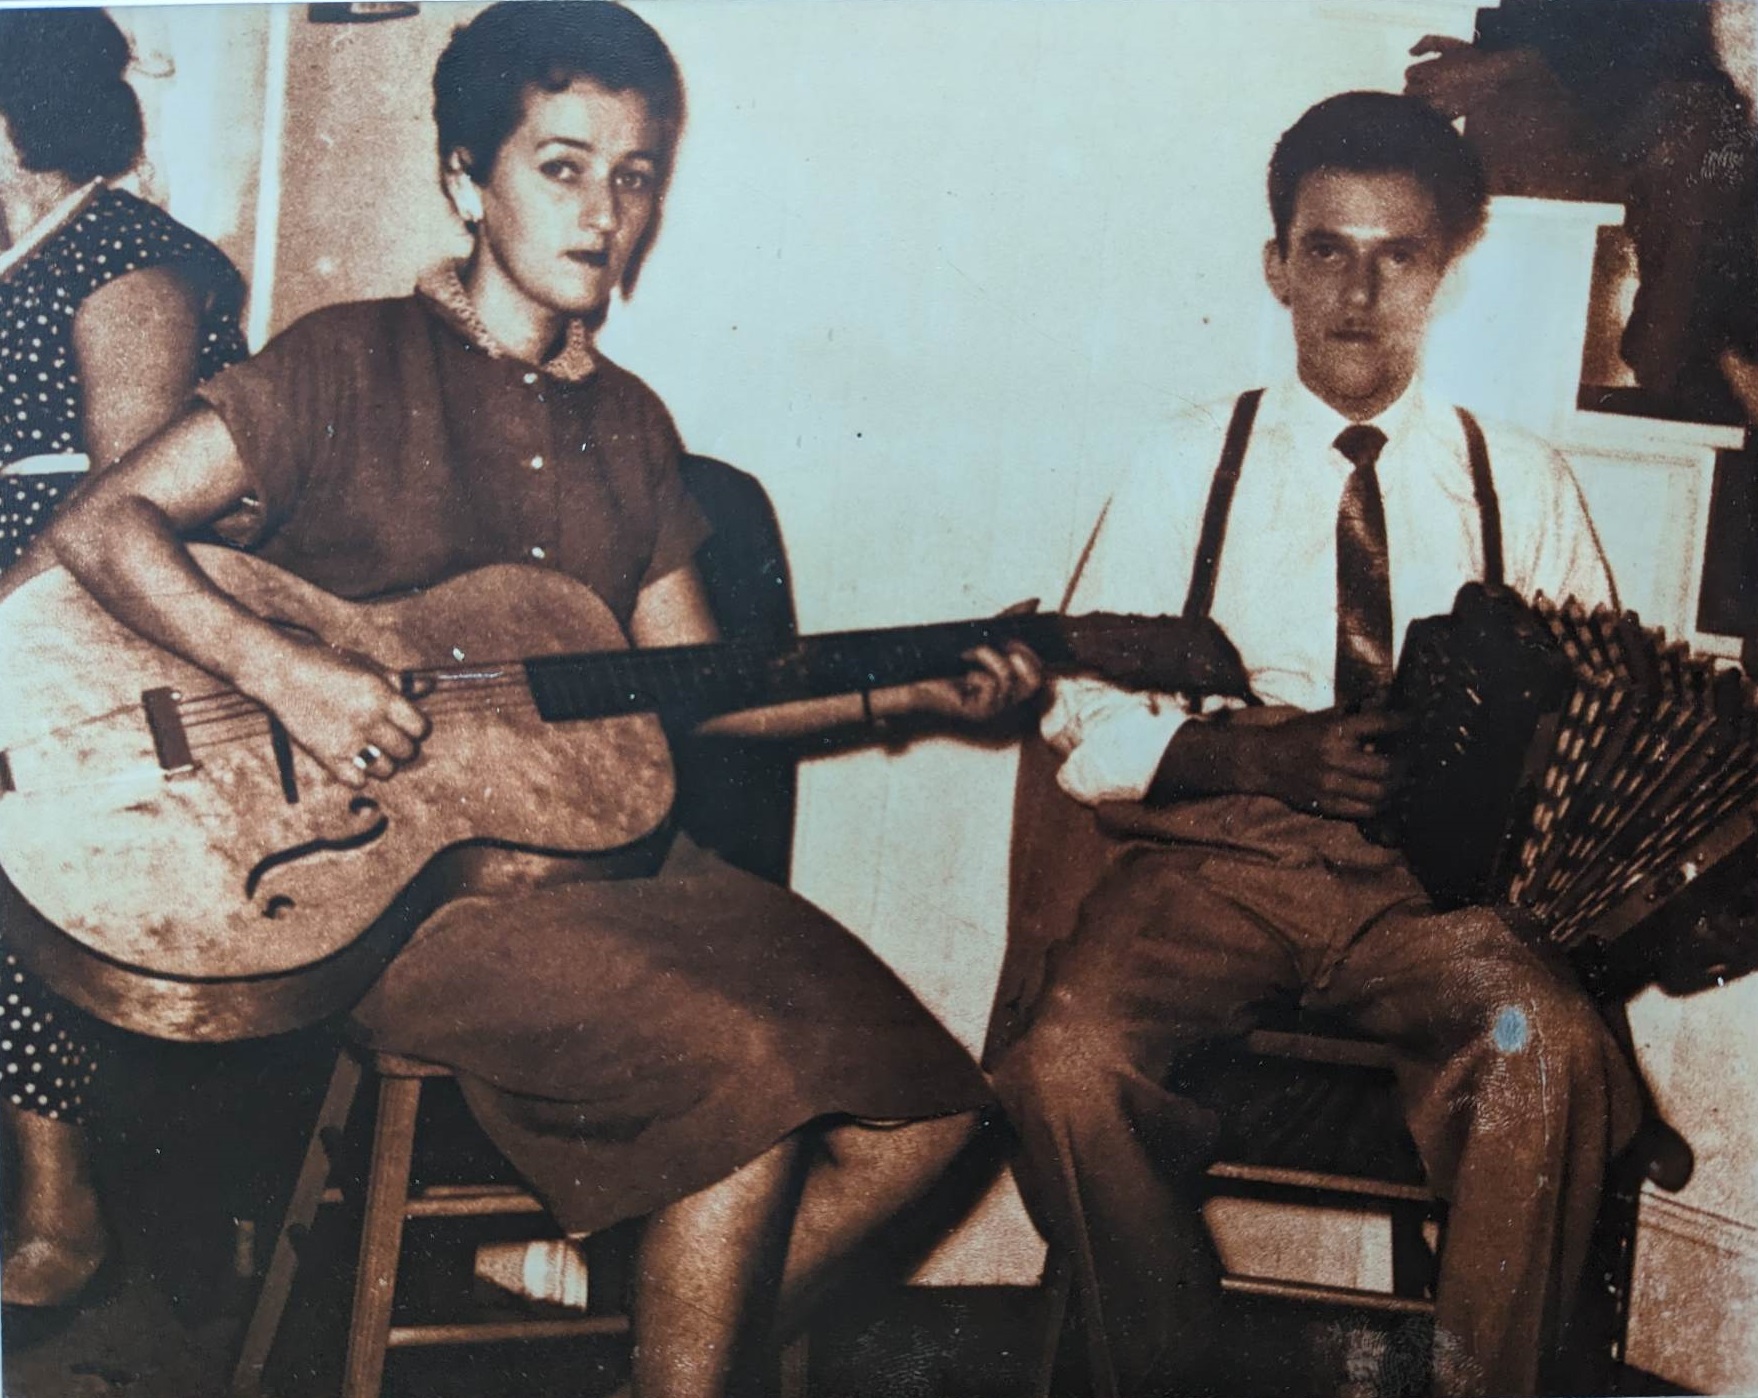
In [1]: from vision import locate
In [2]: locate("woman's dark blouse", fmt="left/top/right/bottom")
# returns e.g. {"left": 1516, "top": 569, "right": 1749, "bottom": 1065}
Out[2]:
{"left": 199, "top": 297, "right": 710, "bottom": 624}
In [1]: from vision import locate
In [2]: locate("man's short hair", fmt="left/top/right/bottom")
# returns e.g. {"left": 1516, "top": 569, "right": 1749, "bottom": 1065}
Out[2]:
{"left": 1268, "top": 91, "right": 1489, "bottom": 255}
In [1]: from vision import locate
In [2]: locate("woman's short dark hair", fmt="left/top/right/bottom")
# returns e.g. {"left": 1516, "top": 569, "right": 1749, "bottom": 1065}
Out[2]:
{"left": 434, "top": 1, "right": 685, "bottom": 179}
{"left": 0, "top": 8, "right": 144, "bottom": 183}
{"left": 1268, "top": 91, "right": 1488, "bottom": 256}
{"left": 433, "top": 2, "right": 685, "bottom": 295}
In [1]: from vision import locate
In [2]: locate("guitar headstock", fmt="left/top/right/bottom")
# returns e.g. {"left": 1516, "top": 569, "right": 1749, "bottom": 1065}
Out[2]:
{"left": 1051, "top": 612, "right": 1250, "bottom": 697}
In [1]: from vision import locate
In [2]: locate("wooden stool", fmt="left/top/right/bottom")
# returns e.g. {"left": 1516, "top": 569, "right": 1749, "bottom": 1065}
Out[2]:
{"left": 231, "top": 1047, "right": 627, "bottom": 1398}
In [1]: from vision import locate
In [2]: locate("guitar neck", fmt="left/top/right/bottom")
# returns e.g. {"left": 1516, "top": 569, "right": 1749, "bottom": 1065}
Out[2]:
{"left": 519, "top": 614, "right": 1078, "bottom": 726}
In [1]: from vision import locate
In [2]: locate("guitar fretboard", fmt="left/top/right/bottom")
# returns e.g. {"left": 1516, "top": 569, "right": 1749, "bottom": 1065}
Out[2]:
{"left": 520, "top": 614, "right": 1079, "bottom": 726}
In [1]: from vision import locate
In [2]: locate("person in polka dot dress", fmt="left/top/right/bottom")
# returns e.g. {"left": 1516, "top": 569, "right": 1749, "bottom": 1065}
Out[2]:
{"left": 0, "top": 8, "right": 245, "bottom": 1315}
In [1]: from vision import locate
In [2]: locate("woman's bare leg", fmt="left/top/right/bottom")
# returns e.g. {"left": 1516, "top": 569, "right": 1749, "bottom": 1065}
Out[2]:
{"left": 773, "top": 1110, "right": 984, "bottom": 1336}
{"left": 2, "top": 1104, "right": 107, "bottom": 1306}
{"left": 626, "top": 1134, "right": 804, "bottom": 1398}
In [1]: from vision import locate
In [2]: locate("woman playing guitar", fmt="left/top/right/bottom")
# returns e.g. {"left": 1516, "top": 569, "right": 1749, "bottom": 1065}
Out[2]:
{"left": 35, "top": 5, "right": 1038, "bottom": 1394}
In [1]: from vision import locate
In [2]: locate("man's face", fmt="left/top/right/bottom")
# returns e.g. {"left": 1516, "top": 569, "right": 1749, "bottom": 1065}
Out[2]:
{"left": 1264, "top": 169, "right": 1456, "bottom": 421}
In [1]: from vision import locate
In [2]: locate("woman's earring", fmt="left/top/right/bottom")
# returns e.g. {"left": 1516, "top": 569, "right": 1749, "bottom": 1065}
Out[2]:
{"left": 446, "top": 166, "right": 484, "bottom": 227}
{"left": 453, "top": 183, "right": 484, "bottom": 227}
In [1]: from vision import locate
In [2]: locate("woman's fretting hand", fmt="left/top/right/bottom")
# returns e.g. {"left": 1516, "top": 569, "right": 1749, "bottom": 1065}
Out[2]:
{"left": 240, "top": 635, "right": 430, "bottom": 789}
{"left": 885, "top": 642, "right": 1044, "bottom": 726}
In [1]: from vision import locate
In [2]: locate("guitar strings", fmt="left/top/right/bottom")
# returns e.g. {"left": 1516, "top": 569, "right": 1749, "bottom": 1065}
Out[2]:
{"left": 174, "top": 673, "right": 708, "bottom": 756}
{"left": 178, "top": 691, "right": 552, "bottom": 756}
{"left": 175, "top": 678, "right": 529, "bottom": 732}
{"left": 169, "top": 640, "right": 776, "bottom": 726}
{"left": 168, "top": 638, "right": 802, "bottom": 732}
{"left": 165, "top": 625, "right": 965, "bottom": 758}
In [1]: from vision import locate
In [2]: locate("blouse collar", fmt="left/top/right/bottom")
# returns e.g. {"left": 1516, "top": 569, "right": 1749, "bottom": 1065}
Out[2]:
{"left": 415, "top": 261, "right": 599, "bottom": 384}
{"left": 0, "top": 181, "right": 103, "bottom": 284}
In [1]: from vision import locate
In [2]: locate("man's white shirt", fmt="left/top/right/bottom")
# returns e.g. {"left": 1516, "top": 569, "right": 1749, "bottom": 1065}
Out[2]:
{"left": 1044, "top": 379, "right": 1616, "bottom": 804}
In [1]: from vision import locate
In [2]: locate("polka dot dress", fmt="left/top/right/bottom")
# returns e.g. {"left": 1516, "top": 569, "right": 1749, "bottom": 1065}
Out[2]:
{"left": 0, "top": 187, "right": 247, "bottom": 1120}
{"left": 3, "top": 954, "right": 94, "bottom": 1120}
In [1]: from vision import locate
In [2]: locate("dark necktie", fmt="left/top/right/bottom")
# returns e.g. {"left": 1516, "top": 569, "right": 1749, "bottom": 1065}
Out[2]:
{"left": 1333, "top": 424, "right": 1393, "bottom": 707}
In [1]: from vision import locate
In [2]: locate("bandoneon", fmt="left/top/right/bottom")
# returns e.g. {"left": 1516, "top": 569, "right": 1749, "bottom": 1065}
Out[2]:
{"left": 1373, "top": 584, "right": 1758, "bottom": 951}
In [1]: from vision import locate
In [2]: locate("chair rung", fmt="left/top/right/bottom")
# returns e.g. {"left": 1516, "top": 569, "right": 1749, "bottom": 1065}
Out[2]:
{"left": 387, "top": 1315, "right": 631, "bottom": 1348}
{"left": 404, "top": 1188, "right": 546, "bottom": 1219}
{"left": 372, "top": 1053, "right": 457, "bottom": 1079}
{"left": 1221, "top": 1272, "right": 1435, "bottom": 1316}
{"left": 315, "top": 1182, "right": 547, "bottom": 1217}
{"left": 1207, "top": 1160, "right": 1434, "bottom": 1204}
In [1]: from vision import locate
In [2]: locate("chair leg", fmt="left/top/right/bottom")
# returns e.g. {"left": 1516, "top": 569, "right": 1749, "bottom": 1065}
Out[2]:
{"left": 1033, "top": 1250, "right": 1073, "bottom": 1398}
{"left": 1554, "top": 1154, "right": 1645, "bottom": 1395}
{"left": 342, "top": 1071, "right": 423, "bottom": 1398}
{"left": 231, "top": 1049, "right": 366, "bottom": 1398}
{"left": 1389, "top": 1201, "right": 1438, "bottom": 1301}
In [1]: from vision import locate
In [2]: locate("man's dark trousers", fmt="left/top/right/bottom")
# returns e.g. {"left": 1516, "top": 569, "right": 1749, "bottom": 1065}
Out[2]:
{"left": 991, "top": 792, "right": 1642, "bottom": 1398}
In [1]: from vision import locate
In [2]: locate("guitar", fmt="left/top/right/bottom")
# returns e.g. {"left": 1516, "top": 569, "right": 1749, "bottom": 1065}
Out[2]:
{"left": 0, "top": 545, "right": 1247, "bottom": 1041}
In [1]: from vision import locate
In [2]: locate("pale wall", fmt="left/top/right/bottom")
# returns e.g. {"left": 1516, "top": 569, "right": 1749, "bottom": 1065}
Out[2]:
{"left": 113, "top": 6, "right": 270, "bottom": 302}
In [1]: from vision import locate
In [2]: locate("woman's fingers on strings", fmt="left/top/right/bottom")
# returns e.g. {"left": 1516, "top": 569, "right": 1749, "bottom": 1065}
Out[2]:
{"left": 955, "top": 647, "right": 1013, "bottom": 716}
{"left": 942, "top": 642, "right": 1043, "bottom": 717}
{"left": 369, "top": 722, "right": 419, "bottom": 764}
{"left": 965, "top": 645, "right": 1017, "bottom": 688}
{"left": 331, "top": 749, "right": 370, "bottom": 789}
{"left": 377, "top": 672, "right": 431, "bottom": 740}
{"left": 1004, "top": 641, "right": 1045, "bottom": 697}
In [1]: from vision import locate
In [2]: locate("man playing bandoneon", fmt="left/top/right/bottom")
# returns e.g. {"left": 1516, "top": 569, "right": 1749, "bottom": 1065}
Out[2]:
{"left": 992, "top": 91, "right": 1642, "bottom": 1398}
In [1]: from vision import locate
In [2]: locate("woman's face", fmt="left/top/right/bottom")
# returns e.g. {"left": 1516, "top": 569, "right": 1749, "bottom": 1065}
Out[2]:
{"left": 464, "top": 77, "right": 667, "bottom": 323}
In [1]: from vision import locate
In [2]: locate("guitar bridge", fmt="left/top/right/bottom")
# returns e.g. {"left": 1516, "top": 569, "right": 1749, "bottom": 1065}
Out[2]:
{"left": 142, "top": 686, "right": 199, "bottom": 777}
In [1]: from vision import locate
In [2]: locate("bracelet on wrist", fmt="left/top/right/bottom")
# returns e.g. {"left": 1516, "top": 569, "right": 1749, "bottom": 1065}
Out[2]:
{"left": 861, "top": 687, "right": 894, "bottom": 739}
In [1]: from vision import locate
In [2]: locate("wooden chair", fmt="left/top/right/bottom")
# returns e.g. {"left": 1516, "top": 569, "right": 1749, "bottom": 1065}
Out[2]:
{"left": 230, "top": 456, "right": 807, "bottom": 1398}
{"left": 988, "top": 734, "right": 1681, "bottom": 1398}
{"left": 230, "top": 1048, "right": 629, "bottom": 1398}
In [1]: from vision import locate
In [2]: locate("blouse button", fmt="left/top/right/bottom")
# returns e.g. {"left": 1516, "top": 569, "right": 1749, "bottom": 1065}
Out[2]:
{"left": 530, "top": 546, "right": 547, "bottom": 560}
{"left": 523, "top": 372, "right": 539, "bottom": 386}
{"left": 529, "top": 455, "right": 544, "bottom": 470}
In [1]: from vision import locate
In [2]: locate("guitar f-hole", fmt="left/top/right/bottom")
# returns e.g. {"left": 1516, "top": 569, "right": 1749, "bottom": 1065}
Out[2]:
{"left": 244, "top": 795, "right": 390, "bottom": 913}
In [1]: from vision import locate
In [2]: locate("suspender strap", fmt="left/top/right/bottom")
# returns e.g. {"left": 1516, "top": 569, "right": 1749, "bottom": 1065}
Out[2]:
{"left": 1457, "top": 407, "right": 1503, "bottom": 587}
{"left": 1183, "top": 389, "right": 1262, "bottom": 620}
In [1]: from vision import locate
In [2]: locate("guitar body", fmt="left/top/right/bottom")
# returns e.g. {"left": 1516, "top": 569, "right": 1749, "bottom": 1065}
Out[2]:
{"left": 0, "top": 546, "right": 673, "bottom": 1041}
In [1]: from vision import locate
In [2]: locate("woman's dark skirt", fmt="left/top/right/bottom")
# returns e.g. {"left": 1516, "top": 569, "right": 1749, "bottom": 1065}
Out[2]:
{"left": 351, "top": 835, "right": 989, "bottom": 1234}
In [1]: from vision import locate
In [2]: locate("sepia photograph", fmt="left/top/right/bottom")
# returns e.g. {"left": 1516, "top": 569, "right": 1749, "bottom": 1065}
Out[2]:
{"left": 0, "top": 1, "right": 1756, "bottom": 1395}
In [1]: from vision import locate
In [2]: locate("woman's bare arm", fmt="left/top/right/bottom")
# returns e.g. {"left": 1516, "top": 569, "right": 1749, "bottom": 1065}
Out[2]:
{"left": 71, "top": 264, "right": 205, "bottom": 469}
{"left": 45, "top": 410, "right": 427, "bottom": 787}
{"left": 0, "top": 266, "right": 208, "bottom": 597}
